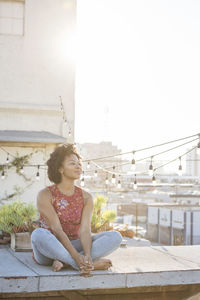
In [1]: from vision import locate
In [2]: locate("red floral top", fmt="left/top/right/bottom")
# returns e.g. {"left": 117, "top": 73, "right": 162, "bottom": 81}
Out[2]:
{"left": 40, "top": 184, "right": 84, "bottom": 240}
{"left": 32, "top": 184, "right": 84, "bottom": 264}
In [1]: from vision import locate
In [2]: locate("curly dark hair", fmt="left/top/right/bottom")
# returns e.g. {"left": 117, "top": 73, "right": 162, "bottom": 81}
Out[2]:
{"left": 46, "top": 144, "right": 82, "bottom": 184}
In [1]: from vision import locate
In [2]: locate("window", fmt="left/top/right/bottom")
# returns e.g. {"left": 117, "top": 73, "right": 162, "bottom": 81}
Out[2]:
{"left": 0, "top": 0, "right": 24, "bottom": 36}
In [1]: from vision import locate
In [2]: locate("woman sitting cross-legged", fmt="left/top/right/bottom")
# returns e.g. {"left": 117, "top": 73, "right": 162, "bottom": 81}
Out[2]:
{"left": 31, "top": 144, "right": 122, "bottom": 276}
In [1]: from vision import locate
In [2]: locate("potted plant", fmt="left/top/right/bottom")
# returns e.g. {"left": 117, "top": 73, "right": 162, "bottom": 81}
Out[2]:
{"left": 0, "top": 200, "right": 38, "bottom": 251}
{"left": 91, "top": 194, "right": 134, "bottom": 238}
{"left": 0, "top": 230, "right": 11, "bottom": 244}
{"left": 91, "top": 195, "right": 117, "bottom": 233}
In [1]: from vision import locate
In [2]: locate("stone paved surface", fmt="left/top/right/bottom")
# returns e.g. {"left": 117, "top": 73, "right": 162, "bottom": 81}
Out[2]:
{"left": 1, "top": 241, "right": 200, "bottom": 294}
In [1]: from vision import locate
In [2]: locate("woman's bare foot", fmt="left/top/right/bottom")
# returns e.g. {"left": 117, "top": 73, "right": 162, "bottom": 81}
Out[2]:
{"left": 52, "top": 260, "right": 64, "bottom": 272}
{"left": 52, "top": 258, "right": 112, "bottom": 275}
{"left": 93, "top": 258, "right": 112, "bottom": 270}
{"left": 52, "top": 260, "right": 70, "bottom": 272}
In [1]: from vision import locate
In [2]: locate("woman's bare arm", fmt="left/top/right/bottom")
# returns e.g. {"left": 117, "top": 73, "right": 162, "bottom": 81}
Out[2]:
{"left": 79, "top": 191, "right": 94, "bottom": 257}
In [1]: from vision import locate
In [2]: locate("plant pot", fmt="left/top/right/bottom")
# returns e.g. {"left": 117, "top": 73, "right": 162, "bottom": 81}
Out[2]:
{"left": 10, "top": 232, "right": 32, "bottom": 252}
{"left": 0, "top": 236, "right": 11, "bottom": 244}
{"left": 116, "top": 228, "right": 135, "bottom": 238}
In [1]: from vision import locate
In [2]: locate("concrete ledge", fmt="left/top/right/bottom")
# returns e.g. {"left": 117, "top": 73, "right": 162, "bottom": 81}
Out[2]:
{"left": 0, "top": 102, "right": 61, "bottom": 113}
{"left": 1, "top": 245, "right": 200, "bottom": 298}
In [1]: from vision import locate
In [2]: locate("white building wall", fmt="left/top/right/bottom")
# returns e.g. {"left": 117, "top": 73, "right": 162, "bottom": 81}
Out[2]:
{"left": 0, "top": 0, "right": 76, "bottom": 204}
{"left": 0, "top": 0, "right": 76, "bottom": 139}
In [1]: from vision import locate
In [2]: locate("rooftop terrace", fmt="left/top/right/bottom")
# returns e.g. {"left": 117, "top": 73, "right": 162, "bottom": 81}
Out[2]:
{"left": 1, "top": 239, "right": 200, "bottom": 299}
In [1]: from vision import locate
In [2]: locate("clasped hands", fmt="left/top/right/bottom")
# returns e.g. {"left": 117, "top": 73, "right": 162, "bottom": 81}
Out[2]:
{"left": 75, "top": 253, "right": 94, "bottom": 276}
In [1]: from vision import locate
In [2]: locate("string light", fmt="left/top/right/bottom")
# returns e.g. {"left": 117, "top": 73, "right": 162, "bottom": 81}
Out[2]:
{"left": 148, "top": 156, "right": 154, "bottom": 176}
{"left": 197, "top": 135, "right": 200, "bottom": 155}
{"left": 19, "top": 166, "right": 24, "bottom": 174}
{"left": 117, "top": 179, "right": 121, "bottom": 189}
{"left": 131, "top": 151, "right": 136, "bottom": 171}
{"left": 178, "top": 157, "right": 183, "bottom": 176}
{"left": 60, "top": 95, "right": 64, "bottom": 111}
{"left": 94, "top": 170, "right": 98, "bottom": 177}
{"left": 0, "top": 133, "right": 199, "bottom": 184}
{"left": 36, "top": 165, "right": 40, "bottom": 181}
{"left": 111, "top": 174, "right": 116, "bottom": 184}
{"left": 1, "top": 166, "right": 5, "bottom": 180}
{"left": 83, "top": 133, "right": 199, "bottom": 163}
{"left": 133, "top": 174, "right": 137, "bottom": 190}
{"left": 111, "top": 166, "right": 116, "bottom": 184}
{"left": 6, "top": 154, "right": 9, "bottom": 164}
{"left": 87, "top": 162, "right": 90, "bottom": 169}
{"left": 105, "top": 175, "right": 109, "bottom": 185}
{"left": 81, "top": 177, "right": 85, "bottom": 187}
{"left": 152, "top": 174, "right": 156, "bottom": 185}
{"left": 60, "top": 96, "right": 72, "bottom": 138}
{"left": 82, "top": 136, "right": 198, "bottom": 176}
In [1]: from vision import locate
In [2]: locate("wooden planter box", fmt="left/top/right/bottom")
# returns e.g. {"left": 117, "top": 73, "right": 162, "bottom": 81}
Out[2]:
{"left": 10, "top": 232, "right": 32, "bottom": 252}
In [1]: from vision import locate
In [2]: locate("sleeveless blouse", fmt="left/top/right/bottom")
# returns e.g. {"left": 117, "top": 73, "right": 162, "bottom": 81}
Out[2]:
{"left": 40, "top": 184, "right": 85, "bottom": 240}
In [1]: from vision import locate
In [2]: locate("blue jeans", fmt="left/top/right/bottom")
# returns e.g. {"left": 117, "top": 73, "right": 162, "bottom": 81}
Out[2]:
{"left": 31, "top": 228, "right": 122, "bottom": 270}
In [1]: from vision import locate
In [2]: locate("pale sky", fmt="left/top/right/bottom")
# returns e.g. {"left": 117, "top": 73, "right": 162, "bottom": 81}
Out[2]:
{"left": 75, "top": 0, "right": 200, "bottom": 156}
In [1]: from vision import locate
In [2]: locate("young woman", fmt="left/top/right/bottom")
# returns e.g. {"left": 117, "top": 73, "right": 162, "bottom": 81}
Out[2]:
{"left": 31, "top": 144, "right": 122, "bottom": 276}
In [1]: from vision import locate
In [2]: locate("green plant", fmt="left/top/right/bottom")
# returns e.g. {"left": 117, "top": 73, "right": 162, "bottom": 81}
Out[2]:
{"left": 0, "top": 149, "right": 39, "bottom": 182}
{"left": 11, "top": 152, "right": 34, "bottom": 181}
{"left": 0, "top": 200, "right": 37, "bottom": 234}
{"left": 0, "top": 185, "right": 24, "bottom": 204}
{"left": 11, "top": 152, "right": 33, "bottom": 172}
{"left": 102, "top": 210, "right": 116, "bottom": 222}
{"left": 91, "top": 194, "right": 116, "bottom": 232}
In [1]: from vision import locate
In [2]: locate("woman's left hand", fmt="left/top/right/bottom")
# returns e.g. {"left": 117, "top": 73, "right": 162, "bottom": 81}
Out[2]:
{"left": 83, "top": 255, "right": 94, "bottom": 270}
{"left": 79, "top": 255, "right": 94, "bottom": 277}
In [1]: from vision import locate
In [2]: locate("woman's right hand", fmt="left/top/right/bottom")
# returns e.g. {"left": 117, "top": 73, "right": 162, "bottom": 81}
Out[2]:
{"left": 74, "top": 253, "right": 94, "bottom": 275}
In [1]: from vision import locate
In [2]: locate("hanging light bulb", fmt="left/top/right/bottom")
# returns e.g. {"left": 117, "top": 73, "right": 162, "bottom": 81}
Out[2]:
{"left": 1, "top": 167, "right": 5, "bottom": 180}
{"left": 117, "top": 180, "right": 121, "bottom": 189}
{"left": 81, "top": 177, "right": 85, "bottom": 187}
{"left": 131, "top": 151, "right": 136, "bottom": 171}
{"left": 20, "top": 165, "right": 24, "bottom": 174}
{"left": 94, "top": 170, "right": 98, "bottom": 177}
{"left": 87, "top": 162, "right": 90, "bottom": 169}
{"left": 68, "top": 130, "right": 71, "bottom": 137}
{"left": 111, "top": 166, "right": 116, "bottom": 184}
{"left": 178, "top": 165, "right": 183, "bottom": 176}
{"left": 152, "top": 174, "right": 156, "bottom": 185}
{"left": 197, "top": 143, "right": 200, "bottom": 155}
{"left": 178, "top": 157, "right": 183, "bottom": 176}
{"left": 36, "top": 165, "right": 40, "bottom": 181}
{"left": 148, "top": 156, "right": 154, "bottom": 176}
{"left": 178, "top": 156, "right": 183, "bottom": 176}
{"left": 105, "top": 175, "right": 109, "bottom": 185}
{"left": 197, "top": 135, "right": 200, "bottom": 155}
{"left": 111, "top": 173, "right": 116, "bottom": 184}
{"left": 6, "top": 154, "right": 9, "bottom": 164}
{"left": 59, "top": 96, "right": 64, "bottom": 111}
{"left": 133, "top": 174, "right": 137, "bottom": 190}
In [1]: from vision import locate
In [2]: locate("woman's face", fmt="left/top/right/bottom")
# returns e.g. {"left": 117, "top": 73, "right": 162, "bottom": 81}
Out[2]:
{"left": 59, "top": 154, "right": 82, "bottom": 180}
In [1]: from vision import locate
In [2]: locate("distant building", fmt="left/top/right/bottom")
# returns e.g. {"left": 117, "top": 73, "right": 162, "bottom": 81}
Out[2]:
{"left": 78, "top": 141, "right": 122, "bottom": 169}
{"left": 147, "top": 203, "right": 200, "bottom": 245}
{"left": 76, "top": 141, "right": 123, "bottom": 188}
{"left": 186, "top": 148, "right": 200, "bottom": 176}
